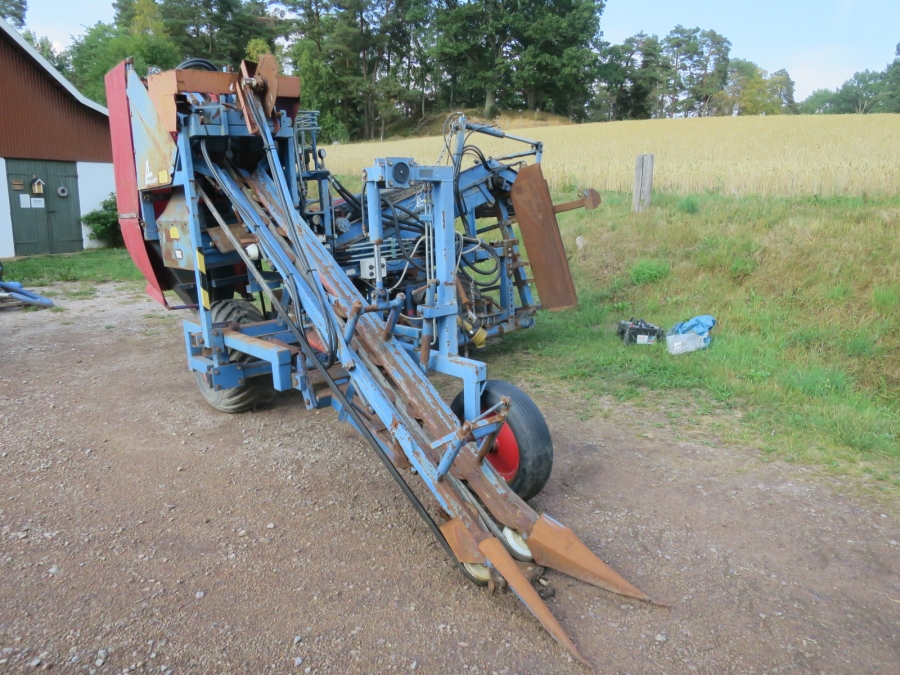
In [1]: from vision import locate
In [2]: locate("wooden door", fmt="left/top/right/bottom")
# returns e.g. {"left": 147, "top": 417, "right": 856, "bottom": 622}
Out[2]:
{"left": 6, "top": 159, "right": 83, "bottom": 255}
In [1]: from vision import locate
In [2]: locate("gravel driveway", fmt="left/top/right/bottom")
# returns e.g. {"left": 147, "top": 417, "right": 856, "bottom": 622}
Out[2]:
{"left": 1, "top": 283, "right": 898, "bottom": 674}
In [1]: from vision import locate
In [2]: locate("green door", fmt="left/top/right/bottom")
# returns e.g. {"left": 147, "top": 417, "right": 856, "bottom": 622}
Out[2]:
{"left": 6, "top": 159, "right": 83, "bottom": 256}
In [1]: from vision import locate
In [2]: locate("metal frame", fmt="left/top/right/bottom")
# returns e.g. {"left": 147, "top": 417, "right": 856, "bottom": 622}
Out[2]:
{"left": 105, "top": 59, "right": 657, "bottom": 667}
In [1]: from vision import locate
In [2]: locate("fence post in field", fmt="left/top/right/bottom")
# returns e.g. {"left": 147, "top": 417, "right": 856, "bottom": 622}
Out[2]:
{"left": 632, "top": 154, "right": 654, "bottom": 213}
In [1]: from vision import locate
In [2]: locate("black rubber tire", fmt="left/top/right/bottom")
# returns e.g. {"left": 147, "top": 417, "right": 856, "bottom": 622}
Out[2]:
{"left": 195, "top": 299, "right": 276, "bottom": 413}
{"left": 450, "top": 380, "right": 553, "bottom": 501}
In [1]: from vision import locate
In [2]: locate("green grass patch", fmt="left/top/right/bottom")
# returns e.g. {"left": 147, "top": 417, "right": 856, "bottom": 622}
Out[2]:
{"left": 629, "top": 259, "right": 670, "bottom": 285}
{"left": 677, "top": 195, "right": 700, "bottom": 214}
{"left": 488, "top": 190, "right": 900, "bottom": 492}
{"left": 2, "top": 248, "right": 142, "bottom": 286}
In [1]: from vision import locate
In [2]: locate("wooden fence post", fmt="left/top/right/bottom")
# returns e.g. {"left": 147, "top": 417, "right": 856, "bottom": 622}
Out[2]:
{"left": 632, "top": 154, "right": 654, "bottom": 213}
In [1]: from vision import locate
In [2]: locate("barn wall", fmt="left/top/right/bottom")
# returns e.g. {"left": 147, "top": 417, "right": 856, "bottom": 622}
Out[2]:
{"left": 0, "top": 38, "right": 112, "bottom": 163}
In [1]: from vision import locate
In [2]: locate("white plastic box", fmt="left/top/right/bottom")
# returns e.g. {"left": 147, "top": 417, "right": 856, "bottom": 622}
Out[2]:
{"left": 666, "top": 333, "right": 706, "bottom": 355}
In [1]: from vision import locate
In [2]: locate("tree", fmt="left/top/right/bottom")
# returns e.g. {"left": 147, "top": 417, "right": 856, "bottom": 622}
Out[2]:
{"left": 159, "top": 0, "right": 278, "bottom": 67}
{"left": 435, "top": 0, "right": 516, "bottom": 117}
{"left": 690, "top": 29, "right": 731, "bottom": 115}
{"left": 0, "top": 0, "right": 27, "bottom": 29}
{"left": 65, "top": 21, "right": 181, "bottom": 104}
{"left": 659, "top": 26, "right": 731, "bottom": 116}
{"left": 510, "top": 0, "right": 603, "bottom": 117}
{"left": 713, "top": 59, "right": 795, "bottom": 116}
{"left": 799, "top": 88, "right": 838, "bottom": 114}
{"left": 289, "top": 38, "right": 350, "bottom": 143}
{"left": 880, "top": 45, "right": 900, "bottom": 112}
{"left": 593, "top": 32, "right": 667, "bottom": 121}
{"left": 831, "top": 70, "right": 885, "bottom": 114}
{"left": 769, "top": 68, "right": 798, "bottom": 113}
{"left": 113, "top": 0, "right": 138, "bottom": 31}
{"left": 22, "top": 29, "right": 69, "bottom": 72}
{"left": 661, "top": 25, "right": 701, "bottom": 116}
{"left": 800, "top": 44, "right": 900, "bottom": 115}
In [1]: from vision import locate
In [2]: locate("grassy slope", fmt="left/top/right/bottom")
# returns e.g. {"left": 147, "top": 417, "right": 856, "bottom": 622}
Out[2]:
{"left": 485, "top": 191, "right": 900, "bottom": 493}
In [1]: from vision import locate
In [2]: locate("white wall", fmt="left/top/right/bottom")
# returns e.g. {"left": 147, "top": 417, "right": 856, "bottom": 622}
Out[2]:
{"left": 0, "top": 158, "right": 14, "bottom": 259}
{"left": 76, "top": 162, "right": 115, "bottom": 250}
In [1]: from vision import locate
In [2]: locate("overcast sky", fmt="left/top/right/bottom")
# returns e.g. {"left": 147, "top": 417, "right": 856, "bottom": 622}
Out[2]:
{"left": 23, "top": 0, "right": 900, "bottom": 100}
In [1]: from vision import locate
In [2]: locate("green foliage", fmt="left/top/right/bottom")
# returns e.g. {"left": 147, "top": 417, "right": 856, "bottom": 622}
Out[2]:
{"left": 0, "top": 0, "right": 27, "bottom": 29}
{"left": 288, "top": 39, "right": 350, "bottom": 144}
{"left": 713, "top": 59, "right": 797, "bottom": 116}
{"left": 629, "top": 259, "right": 670, "bottom": 285}
{"left": 798, "top": 44, "right": 900, "bottom": 114}
{"left": 82, "top": 194, "right": 123, "bottom": 248}
{"left": 65, "top": 21, "right": 181, "bottom": 105}
{"left": 22, "top": 29, "right": 70, "bottom": 71}
{"left": 159, "top": 0, "right": 276, "bottom": 67}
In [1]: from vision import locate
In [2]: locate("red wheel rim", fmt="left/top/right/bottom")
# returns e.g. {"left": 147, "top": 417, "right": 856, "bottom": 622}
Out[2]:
{"left": 486, "top": 415, "right": 520, "bottom": 482}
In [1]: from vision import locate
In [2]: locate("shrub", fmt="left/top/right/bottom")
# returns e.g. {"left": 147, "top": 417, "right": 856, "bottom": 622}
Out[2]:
{"left": 82, "top": 193, "right": 122, "bottom": 247}
{"left": 629, "top": 259, "right": 670, "bottom": 285}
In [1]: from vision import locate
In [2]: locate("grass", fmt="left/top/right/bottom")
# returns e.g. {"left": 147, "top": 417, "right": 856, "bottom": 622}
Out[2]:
{"left": 482, "top": 190, "right": 900, "bottom": 493}
{"left": 2, "top": 248, "right": 143, "bottom": 286}
{"left": 328, "top": 114, "right": 900, "bottom": 196}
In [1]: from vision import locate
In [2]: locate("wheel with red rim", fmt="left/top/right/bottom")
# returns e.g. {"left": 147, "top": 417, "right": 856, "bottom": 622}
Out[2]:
{"left": 450, "top": 380, "right": 553, "bottom": 501}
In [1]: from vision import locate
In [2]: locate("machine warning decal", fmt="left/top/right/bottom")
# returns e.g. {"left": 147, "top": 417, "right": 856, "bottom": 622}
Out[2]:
{"left": 169, "top": 227, "right": 180, "bottom": 240}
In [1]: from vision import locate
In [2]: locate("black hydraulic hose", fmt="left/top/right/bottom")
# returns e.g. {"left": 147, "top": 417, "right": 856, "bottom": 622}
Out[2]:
{"left": 382, "top": 197, "right": 426, "bottom": 272}
{"left": 461, "top": 238, "right": 502, "bottom": 286}
{"left": 177, "top": 58, "right": 219, "bottom": 71}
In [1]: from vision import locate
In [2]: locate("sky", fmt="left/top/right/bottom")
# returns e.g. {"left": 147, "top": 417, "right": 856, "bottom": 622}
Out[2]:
{"left": 22, "top": 0, "right": 900, "bottom": 100}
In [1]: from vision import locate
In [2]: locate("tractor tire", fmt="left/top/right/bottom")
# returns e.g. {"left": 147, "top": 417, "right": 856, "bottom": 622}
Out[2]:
{"left": 195, "top": 299, "right": 276, "bottom": 413}
{"left": 451, "top": 380, "right": 553, "bottom": 501}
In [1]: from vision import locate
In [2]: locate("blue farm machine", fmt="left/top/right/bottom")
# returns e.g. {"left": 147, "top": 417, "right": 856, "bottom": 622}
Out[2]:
{"left": 104, "top": 55, "right": 658, "bottom": 666}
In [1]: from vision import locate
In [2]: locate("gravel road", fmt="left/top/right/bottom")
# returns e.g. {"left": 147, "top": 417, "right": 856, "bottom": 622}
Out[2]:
{"left": 1, "top": 283, "right": 898, "bottom": 674}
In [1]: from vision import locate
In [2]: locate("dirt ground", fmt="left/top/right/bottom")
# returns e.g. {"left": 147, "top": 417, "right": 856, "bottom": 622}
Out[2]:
{"left": 1, "top": 283, "right": 899, "bottom": 675}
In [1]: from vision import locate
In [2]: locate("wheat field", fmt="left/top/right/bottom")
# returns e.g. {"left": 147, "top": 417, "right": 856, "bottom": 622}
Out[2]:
{"left": 326, "top": 114, "right": 900, "bottom": 196}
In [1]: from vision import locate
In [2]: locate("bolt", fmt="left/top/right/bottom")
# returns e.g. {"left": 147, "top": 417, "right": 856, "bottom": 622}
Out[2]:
{"left": 213, "top": 369, "right": 219, "bottom": 375}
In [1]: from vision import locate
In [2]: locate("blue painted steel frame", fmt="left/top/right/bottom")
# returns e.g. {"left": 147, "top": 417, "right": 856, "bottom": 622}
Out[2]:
{"left": 160, "top": 94, "right": 543, "bottom": 448}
